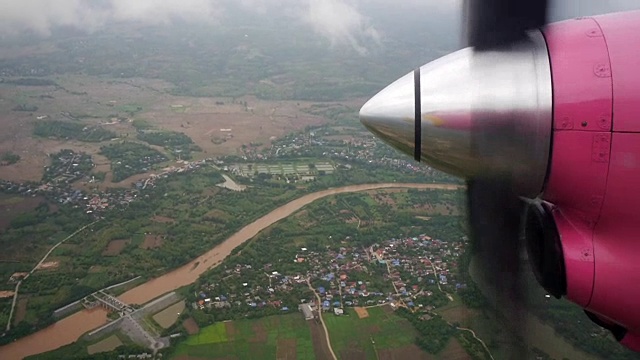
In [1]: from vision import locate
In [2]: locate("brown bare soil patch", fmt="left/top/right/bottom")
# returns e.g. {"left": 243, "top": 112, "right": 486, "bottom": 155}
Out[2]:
{"left": 182, "top": 317, "right": 200, "bottom": 335}
{"left": 151, "top": 215, "right": 176, "bottom": 223}
{"left": 37, "top": 261, "right": 59, "bottom": 270}
{"left": 354, "top": 307, "right": 369, "bottom": 319}
{"left": 14, "top": 296, "right": 28, "bottom": 325}
{"left": 0, "top": 290, "right": 15, "bottom": 298}
{"left": 141, "top": 234, "right": 163, "bottom": 249}
{"left": 276, "top": 338, "right": 297, "bottom": 360}
{"left": 378, "top": 344, "right": 435, "bottom": 360}
{"left": 381, "top": 304, "right": 394, "bottom": 314}
{"left": 144, "top": 95, "right": 326, "bottom": 159}
{"left": 10, "top": 272, "right": 28, "bottom": 280}
{"left": 249, "top": 322, "right": 268, "bottom": 343}
{"left": 102, "top": 239, "right": 130, "bottom": 256}
{"left": 341, "top": 348, "right": 367, "bottom": 360}
{"left": 440, "top": 305, "right": 477, "bottom": 325}
{"left": 308, "top": 320, "right": 333, "bottom": 360}
{"left": 225, "top": 321, "right": 238, "bottom": 341}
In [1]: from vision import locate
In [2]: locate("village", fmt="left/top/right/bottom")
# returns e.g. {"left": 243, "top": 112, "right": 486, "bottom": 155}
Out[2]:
{"left": 0, "top": 156, "right": 210, "bottom": 216}
{"left": 190, "top": 233, "right": 467, "bottom": 321}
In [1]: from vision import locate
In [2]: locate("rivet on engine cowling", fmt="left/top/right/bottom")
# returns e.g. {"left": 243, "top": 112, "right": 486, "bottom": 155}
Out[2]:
{"left": 586, "top": 28, "right": 602, "bottom": 37}
{"left": 599, "top": 117, "right": 609, "bottom": 129}
{"left": 594, "top": 64, "right": 611, "bottom": 78}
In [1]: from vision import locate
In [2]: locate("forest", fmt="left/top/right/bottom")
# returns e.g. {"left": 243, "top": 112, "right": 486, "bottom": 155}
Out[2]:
{"left": 136, "top": 130, "right": 201, "bottom": 160}
{"left": 33, "top": 120, "right": 117, "bottom": 142}
{"left": 0, "top": 151, "right": 20, "bottom": 165}
{"left": 99, "top": 142, "right": 168, "bottom": 182}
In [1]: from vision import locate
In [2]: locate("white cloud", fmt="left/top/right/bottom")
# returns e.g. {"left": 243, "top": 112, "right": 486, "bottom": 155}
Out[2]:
{"left": 0, "top": 0, "right": 221, "bottom": 36}
{"left": 302, "top": 0, "right": 380, "bottom": 55}
{"left": 0, "top": 0, "right": 638, "bottom": 54}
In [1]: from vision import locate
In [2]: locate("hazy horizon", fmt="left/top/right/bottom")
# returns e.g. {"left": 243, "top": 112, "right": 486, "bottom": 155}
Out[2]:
{"left": 0, "top": 0, "right": 639, "bottom": 56}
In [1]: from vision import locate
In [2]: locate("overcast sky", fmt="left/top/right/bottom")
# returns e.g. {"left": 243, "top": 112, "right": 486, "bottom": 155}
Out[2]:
{"left": 0, "top": 0, "right": 638, "bottom": 54}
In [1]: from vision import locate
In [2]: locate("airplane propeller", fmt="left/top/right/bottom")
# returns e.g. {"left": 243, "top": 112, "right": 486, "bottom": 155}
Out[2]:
{"left": 464, "top": 0, "right": 550, "bottom": 354}
{"left": 360, "top": 0, "right": 553, "bottom": 356}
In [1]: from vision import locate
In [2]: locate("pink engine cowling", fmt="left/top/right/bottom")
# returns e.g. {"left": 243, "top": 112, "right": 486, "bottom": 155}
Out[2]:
{"left": 542, "top": 10, "right": 640, "bottom": 351}
{"left": 359, "top": 8, "right": 640, "bottom": 352}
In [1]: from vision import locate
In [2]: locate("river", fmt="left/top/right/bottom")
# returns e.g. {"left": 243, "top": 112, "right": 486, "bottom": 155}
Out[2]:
{"left": 0, "top": 182, "right": 461, "bottom": 359}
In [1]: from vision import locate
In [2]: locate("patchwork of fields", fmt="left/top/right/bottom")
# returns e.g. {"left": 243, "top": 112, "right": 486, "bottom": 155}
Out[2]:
{"left": 172, "top": 305, "right": 446, "bottom": 360}
{"left": 173, "top": 314, "right": 314, "bottom": 360}
{"left": 231, "top": 162, "right": 334, "bottom": 176}
{"left": 324, "top": 306, "right": 425, "bottom": 360}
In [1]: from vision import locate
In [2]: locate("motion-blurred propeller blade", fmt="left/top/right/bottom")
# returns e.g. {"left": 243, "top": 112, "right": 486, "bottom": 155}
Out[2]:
{"left": 467, "top": 178, "right": 528, "bottom": 354}
{"left": 464, "top": 0, "right": 549, "bottom": 49}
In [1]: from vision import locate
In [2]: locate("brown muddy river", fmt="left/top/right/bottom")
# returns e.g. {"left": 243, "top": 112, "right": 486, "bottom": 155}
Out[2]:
{"left": 0, "top": 183, "right": 460, "bottom": 359}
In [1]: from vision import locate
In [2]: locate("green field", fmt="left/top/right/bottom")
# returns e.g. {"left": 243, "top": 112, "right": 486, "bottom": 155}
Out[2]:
{"left": 183, "top": 322, "right": 228, "bottom": 345}
{"left": 324, "top": 306, "right": 417, "bottom": 359}
{"left": 173, "top": 314, "right": 314, "bottom": 359}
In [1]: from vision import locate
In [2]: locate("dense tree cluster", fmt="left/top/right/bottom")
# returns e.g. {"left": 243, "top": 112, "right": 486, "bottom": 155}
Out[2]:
{"left": 0, "top": 151, "right": 20, "bottom": 165}
{"left": 136, "top": 130, "right": 201, "bottom": 159}
{"left": 99, "top": 141, "right": 168, "bottom": 182}
{"left": 33, "top": 120, "right": 116, "bottom": 142}
{"left": 396, "top": 307, "right": 456, "bottom": 354}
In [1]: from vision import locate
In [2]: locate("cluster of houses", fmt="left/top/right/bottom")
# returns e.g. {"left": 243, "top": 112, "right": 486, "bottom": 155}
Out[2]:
{"left": 190, "top": 234, "right": 468, "bottom": 319}
{"left": 42, "top": 149, "right": 95, "bottom": 184}
{"left": 0, "top": 157, "right": 214, "bottom": 217}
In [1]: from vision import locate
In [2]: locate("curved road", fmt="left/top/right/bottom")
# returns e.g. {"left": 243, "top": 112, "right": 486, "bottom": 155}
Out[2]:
{"left": 0, "top": 182, "right": 461, "bottom": 360}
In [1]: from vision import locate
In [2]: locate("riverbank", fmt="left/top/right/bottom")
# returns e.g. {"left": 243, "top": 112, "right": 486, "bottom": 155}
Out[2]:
{"left": 0, "top": 182, "right": 461, "bottom": 360}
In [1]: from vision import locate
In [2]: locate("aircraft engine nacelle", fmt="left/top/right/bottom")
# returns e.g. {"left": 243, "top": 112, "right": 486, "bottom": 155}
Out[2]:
{"left": 536, "top": 11, "right": 640, "bottom": 351}
{"left": 360, "top": 10, "right": 640, "bottom": 351}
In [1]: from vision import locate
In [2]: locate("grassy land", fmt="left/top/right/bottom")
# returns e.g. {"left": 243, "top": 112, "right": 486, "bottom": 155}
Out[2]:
{"left": 172, "top": 314, "right": 314, "bottom": 359}
{"left": 182, "top": 322, "right": 228, "bottom": 345}
{"left": 24, "top": 331, "right": 145, "bottom": 360}
{"left": 324, "top": 306, "right": 416, "bottom": 359}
